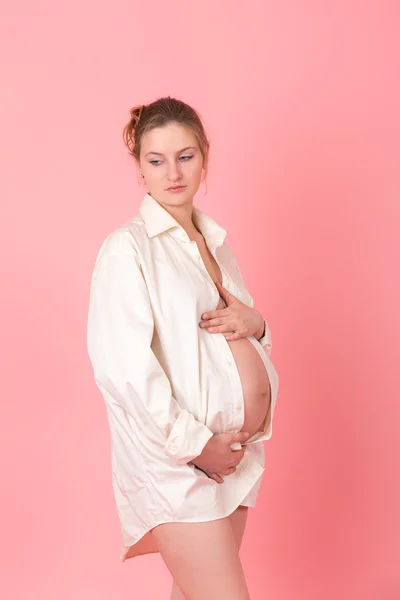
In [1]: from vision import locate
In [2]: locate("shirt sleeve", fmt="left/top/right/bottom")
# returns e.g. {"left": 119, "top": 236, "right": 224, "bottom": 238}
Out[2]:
{"left": 86, "top": 248, "right": 214, "bottom": 465}
{"left": 256, "top": 319, "right": 273, "bottom": 357}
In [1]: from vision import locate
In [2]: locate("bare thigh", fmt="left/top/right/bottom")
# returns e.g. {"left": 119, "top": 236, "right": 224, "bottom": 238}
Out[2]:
{"left": 229, "top": 505, "right": 249, "bottom": 550}
{"left": 152, "top": 510, "right": 251, "bottom": 600}
{"left": 170, "top": 506, "right": 249, "bottom": 600}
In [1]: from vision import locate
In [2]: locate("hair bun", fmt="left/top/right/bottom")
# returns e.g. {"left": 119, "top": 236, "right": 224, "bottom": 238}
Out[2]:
{"left": 130, "top": 104, "right": 146, "bottom": 129}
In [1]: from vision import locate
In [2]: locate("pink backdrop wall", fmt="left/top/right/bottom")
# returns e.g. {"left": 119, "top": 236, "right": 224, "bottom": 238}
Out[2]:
{"left": 1, "top": 1, "right": 399, "bottom": 598}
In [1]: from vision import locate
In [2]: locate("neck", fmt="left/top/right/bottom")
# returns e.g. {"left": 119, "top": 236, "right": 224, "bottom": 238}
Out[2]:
{"left": 155, "top": 195, "right": 202, "bottom": 241}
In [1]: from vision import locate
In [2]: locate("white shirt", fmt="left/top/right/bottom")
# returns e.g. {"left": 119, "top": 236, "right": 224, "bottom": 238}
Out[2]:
{"left": 86, "top": 192, "right": 279, "bottom": 561}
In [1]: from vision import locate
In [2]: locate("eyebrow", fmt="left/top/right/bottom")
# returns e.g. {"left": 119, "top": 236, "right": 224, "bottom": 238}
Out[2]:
{"left": 145, "top": 146, "right": 198, "bottom": 157}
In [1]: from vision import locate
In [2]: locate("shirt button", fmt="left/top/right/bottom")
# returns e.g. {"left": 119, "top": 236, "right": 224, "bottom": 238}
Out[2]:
{"left": 226, "top": 360, "right": 232, "bottom": 366}
{"left": 235, "top": 404, "right": 241, "bottom": 411}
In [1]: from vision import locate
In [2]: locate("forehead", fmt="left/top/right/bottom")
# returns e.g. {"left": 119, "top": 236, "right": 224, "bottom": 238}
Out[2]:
{"left": 140, "top": 122, "right": 198, "bottom": 155}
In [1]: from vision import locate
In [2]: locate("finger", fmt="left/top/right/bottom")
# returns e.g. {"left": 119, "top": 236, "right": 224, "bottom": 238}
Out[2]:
{"left": 208, "top": 472, "right": 224, "bottom": 484}
{"left": 200, "top": 308, "right": 229, "bottom": 321}
{"left": 231, "top": 448, "right": 245, "bottom": 463}
{"left": 222, "top": 331, "right": 238, "bottom": 338}
{"left": 199, "top": 316, "right": 225, "bottom": 327}
{"left": 233, "top": 453, "right": 245, "bottom": 467}
{"left": 231, "top": 431, "right": 250, "bottom": 445}
{"left": 205, "top": 324, "right": 237, "bottom": 334}
{"left": 223, "top": 331, "right": 243, "bottom": 341}
{"left": 218, "top": 467, "right": 237, "bottom": 476}
{"left": 199, "top": 317, "right": 232, "bottom": 330}
{"left": 214, "top": 281, "right": 235, "bottom": 303}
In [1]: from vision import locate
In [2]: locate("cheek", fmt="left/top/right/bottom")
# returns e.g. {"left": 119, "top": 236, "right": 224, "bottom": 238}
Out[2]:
{"left": 186, "top": 160, "right": 203, "bottom": 181}
{"left": 143, "top": 167, "right": 164, "bottom": 186}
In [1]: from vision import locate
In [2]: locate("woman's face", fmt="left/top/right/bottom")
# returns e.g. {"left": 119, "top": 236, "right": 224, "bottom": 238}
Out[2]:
{"left": 139, "top": 122, "right": 206, "bottom": 207}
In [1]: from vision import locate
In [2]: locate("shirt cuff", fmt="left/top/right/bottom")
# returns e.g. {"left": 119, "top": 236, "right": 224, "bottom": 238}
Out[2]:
{"left": 257, "top": 319, "right": 272, "bottom": 356}
{"left": 164, "top": 411, "right": 214, "bottom": 465}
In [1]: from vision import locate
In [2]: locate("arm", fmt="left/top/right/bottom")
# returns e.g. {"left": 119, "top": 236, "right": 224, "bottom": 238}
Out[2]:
{"left": 87, "top": 245, "right": 214, "bottom": 465}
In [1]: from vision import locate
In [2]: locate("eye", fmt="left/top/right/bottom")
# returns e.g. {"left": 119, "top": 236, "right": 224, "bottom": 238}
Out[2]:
{"left": 149, "top": 155, "right": 193, "bottom": 166}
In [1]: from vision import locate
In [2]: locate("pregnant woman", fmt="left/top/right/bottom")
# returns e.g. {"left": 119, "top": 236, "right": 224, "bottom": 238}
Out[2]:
{"left": 87, "top": 96, "right": 279, "bottom": 600}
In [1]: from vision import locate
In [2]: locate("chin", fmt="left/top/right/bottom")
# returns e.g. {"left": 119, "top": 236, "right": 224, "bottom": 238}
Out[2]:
{"left": 163, "top": 188, "right": 194, "bottom": 203}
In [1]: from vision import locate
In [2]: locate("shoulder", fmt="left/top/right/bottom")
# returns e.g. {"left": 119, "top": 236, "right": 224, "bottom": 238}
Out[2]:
{"left": 92, "top": 212, "right": 148, "bottom": 267}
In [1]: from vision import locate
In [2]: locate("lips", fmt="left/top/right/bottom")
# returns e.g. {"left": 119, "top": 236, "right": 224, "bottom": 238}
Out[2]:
{"left": 168, "top": 185, "right": 186, "bottom": 191}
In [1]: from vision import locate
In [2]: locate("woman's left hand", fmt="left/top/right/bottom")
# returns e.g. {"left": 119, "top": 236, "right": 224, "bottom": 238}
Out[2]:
{"left": 199, "top": 281, "right": 265, "bottom": 342}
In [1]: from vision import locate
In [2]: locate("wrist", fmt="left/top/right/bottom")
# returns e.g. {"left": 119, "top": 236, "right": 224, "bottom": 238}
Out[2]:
{"left": 256, "top": 320, "right": 266, "bottom": 341}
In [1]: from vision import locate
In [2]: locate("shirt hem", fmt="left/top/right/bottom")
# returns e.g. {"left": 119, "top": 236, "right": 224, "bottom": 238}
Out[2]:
{"left": 119, "top": 455, "right": 264, "bottom": 562}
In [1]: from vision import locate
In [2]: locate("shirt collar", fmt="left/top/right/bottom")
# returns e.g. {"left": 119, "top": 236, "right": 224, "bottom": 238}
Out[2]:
{"left": 138, "top": 192, "right": 227, "bottom": 248}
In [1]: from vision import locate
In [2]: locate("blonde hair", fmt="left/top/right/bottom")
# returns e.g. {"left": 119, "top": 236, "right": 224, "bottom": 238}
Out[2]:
{"left": 122, "top": 96, "right": 210, "bottom": 177}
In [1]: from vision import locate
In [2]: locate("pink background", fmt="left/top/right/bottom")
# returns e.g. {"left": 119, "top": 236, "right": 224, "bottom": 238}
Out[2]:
{"left": 1, "top": 1, "right": 399, "bottom": 599}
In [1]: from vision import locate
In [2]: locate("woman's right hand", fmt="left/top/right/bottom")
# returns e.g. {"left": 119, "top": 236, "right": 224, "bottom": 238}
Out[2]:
{"left": 191, "top": 432, "right": 250, "bottom": 483}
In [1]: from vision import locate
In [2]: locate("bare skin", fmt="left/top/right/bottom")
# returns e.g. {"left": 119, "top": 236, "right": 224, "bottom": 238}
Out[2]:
{"left": 149, "top": 505, "right": 250, "bottom": 600}
{"left": 170, "top": 506, "right": 249, "bottom": 600}
{"left": 139, "top": 122, "right": 268, "bottom": 599}
{"left": 139, "top": 123, "right": 271, "bottom": 480}
{"left": 190, "top": 231, "right": 271, "bottom": 482}
{"left": 149, "top": 225, "right": 260, "bottom": 600}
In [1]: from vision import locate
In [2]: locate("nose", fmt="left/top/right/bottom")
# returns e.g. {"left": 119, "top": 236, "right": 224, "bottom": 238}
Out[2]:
{"left": 166, "top": 161, "right": 182, "bottom": 183}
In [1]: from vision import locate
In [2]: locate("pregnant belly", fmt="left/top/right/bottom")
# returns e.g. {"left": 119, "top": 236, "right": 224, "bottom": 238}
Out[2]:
{"left": 226, "top": 336, "right": 271, "bottom": 439}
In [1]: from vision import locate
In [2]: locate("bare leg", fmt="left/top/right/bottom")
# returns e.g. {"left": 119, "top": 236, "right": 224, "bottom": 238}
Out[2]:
{"left": 153, "top": 514, "right": 250, "bottom": 600}
{"left": 168, "top": 505, "right": 249, "bottom": 600}
{"left": 171, "top": 581, "right": 186, "bottom": 600}
{"left": 229, "top": 505, "right": 249, "bottom": 550}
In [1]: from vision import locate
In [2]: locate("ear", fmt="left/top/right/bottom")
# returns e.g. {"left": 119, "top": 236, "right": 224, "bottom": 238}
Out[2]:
{"left": 136, "top": 159, "right": 145, "bottom": 185}
{"left": 202, "top": 150, "right": 209, "bottom": 177}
